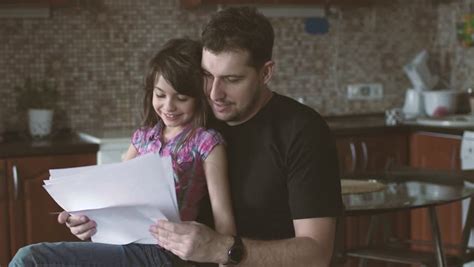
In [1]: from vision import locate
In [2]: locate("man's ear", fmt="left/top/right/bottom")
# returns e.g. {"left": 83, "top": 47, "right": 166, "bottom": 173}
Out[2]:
{"left": 260, "top": 60, "right": 274, "bottom": 85}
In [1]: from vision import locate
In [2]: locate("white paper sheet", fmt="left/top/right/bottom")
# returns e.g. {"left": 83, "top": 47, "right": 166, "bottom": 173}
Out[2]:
{"left": 71, "top": 205, "right": 165, "bottom": 244}
{"left": 43, "top": 153, "right": 180, "bottom": 245}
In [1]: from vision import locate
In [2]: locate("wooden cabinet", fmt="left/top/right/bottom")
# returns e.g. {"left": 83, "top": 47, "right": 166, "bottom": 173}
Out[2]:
{"left": 1, "top": 153, "right": 96, "bottom": 265}
{"left": 336, "top": 132, "right": 408, "bottom": 176}
{"left": 409, "top": 131, "right": 463, "bottom": 254}
{"left": 335, "top": 132, "right": 409, "bottom": 267}
{"left": 410, "top": 131, "right": 461, "bottom": 170}
{"left": 0, "top": 160, "right": 9, "bottom": 267}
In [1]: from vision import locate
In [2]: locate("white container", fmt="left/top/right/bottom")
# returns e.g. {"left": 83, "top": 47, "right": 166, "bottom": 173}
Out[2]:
{"left": 422, "top": 90, "right": 458, "bottom": 117}
{"left": 403, "top": 50, "right": 439, "bottom": 91}
{"left": 28, "top": 108, "right": 53, "bottom": 138}
{"left": 402, "top": 89, "right": 424, "bottom": 118}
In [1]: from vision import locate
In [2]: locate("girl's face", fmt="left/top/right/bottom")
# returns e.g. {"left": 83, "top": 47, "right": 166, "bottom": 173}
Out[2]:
{"left": 153, "top": 75, "right": 196, "bottom": 131}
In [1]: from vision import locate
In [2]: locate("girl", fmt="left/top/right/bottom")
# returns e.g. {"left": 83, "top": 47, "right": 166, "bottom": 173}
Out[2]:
{"left": 9, "top": 39, "right": 234, "bottom": 267}
{"left": 123, "top": 38, "right": 236, "bottom": 264}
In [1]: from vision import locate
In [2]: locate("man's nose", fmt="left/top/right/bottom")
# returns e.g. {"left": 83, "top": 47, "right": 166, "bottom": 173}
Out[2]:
{"left": 208, "top": 79, "right": 225, "bottom": 101}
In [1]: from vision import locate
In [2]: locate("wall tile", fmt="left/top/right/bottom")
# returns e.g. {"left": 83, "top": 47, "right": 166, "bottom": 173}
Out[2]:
{"left": 0, "top": 0, "right": 473, "bottom": 134}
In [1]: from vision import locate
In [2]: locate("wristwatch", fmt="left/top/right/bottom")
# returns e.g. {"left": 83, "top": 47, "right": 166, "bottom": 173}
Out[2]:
{"left": 224, "top": 235, "right": 245, "bottom": 265}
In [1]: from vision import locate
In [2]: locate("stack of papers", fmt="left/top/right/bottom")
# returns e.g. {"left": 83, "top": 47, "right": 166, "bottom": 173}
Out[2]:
{"left": 43, "top": 153, "right": 180, "bottom": 245}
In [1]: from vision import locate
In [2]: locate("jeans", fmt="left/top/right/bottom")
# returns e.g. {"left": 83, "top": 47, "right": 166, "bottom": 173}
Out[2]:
{"left": 8, "top": 242, "right": 188, "bottom": 267}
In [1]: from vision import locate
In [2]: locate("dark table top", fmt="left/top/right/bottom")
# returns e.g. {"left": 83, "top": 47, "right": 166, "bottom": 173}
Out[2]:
{"left": 343, "top": 169, "right": 474, "bottom": 216}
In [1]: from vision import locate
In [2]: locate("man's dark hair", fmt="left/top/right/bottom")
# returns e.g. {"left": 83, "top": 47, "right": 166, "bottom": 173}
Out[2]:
{"left": 201, "top": 6, "right": 274, "bottom": 69}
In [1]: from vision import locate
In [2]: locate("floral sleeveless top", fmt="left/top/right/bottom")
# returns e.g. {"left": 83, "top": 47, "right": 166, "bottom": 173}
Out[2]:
{"left": 131, "top": 122, "right": 225, "bottom": 221}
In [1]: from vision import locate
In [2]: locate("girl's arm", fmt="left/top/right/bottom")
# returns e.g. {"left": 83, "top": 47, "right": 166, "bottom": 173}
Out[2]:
{"left": 122, "top": 144, "right": 138, "bottom": 161}
{"left": 203, "top": 144, "right": 236, "bottom": 236}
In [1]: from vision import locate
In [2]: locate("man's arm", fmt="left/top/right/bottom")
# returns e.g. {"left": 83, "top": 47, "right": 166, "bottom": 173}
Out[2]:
{"left": 150, "top": 216, "right": 336, "bottom": 266}
{"left": 240, "top": 217, "right": 336, "bottom": 266}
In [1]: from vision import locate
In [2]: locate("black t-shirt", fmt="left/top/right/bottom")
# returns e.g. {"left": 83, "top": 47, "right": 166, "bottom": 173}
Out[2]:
{"left": 212, "top": 92, "right": 343, "bottom": 240}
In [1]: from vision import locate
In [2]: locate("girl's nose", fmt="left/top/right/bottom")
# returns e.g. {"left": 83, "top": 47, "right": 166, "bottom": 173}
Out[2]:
{"left": 164, "top": 98, "right": 177, "bottom": 111}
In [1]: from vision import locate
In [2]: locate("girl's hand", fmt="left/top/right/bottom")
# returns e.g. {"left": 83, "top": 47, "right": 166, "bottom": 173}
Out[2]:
{"left": 58, "top": 211, "right": 97, "bottom": 240}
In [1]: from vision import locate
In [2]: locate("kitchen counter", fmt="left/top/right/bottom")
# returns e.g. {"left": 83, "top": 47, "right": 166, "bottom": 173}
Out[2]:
{"left": 78, "top": 128, "right": 135, "bottom": 164}
{"left": 0, "top": 130, "right": 99, "bottom": 158}
{"left": 326, "top": 113, "right": 472, "bottom": 136}
{"left": 1, "top": 114, "right": 472, "bottom": 159}
{"left": 326, "top": 114, "right": 409, "bottom": 135}
{"left": 77, "top": 127, "right": 135, "bottom": 144}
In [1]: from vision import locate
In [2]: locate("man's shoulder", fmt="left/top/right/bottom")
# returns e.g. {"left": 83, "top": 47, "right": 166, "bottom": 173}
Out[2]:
{"left": 269, "top": 93, "right": 327, "bottom": 128}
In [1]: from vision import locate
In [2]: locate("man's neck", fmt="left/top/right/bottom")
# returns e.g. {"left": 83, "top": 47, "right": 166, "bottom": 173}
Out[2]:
{"left": 226, "top": 88, "right": 273, "bottom": 126}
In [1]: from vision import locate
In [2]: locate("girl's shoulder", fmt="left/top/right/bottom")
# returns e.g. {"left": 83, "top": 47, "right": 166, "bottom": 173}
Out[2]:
{"left": 189, "top": 127, "right": 225, "bottom": 153}
{"left": 132, "top": 124, "right": 161, "bottom": 144}
{"left": 192, "top": 127, "right": 224, "bottom": 142}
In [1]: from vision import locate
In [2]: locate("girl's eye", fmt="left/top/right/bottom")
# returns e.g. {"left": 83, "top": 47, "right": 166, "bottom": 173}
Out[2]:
{"left": 155, "top": 93, "right": 165, "bottom": 98}
{"left": 177, "top": 96, "right": 189, "bottom": 101}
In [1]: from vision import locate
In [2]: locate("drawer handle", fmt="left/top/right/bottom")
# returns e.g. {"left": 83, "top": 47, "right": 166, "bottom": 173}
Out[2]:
{"left": 361, "top": 141, "right": 368, "bottom": 171}
{"left": 12, "top": 165, "right": 18, "bottom": 200}
{"left": 349, "top": 142, "right": 357, "bottom": 172}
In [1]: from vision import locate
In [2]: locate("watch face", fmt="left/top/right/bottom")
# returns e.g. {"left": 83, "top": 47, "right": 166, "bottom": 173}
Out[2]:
{"left": 229, "top": 246, "right": 244, "bottom": 262}
{"left": 227, "top": 236, "right": 245, "bottom": 265}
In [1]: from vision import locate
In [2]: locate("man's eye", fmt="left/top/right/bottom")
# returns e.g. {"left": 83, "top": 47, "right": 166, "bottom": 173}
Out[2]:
{"left": 226, "top": 77, "right": 240, "bottom": 83}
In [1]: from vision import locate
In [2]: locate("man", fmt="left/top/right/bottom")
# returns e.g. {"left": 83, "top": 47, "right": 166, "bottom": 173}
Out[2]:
{"left": 10, "top": 7, "right": 342, "bottom": 267}
{"left": 150, "top": 7, "right": 343, "bottom": 266}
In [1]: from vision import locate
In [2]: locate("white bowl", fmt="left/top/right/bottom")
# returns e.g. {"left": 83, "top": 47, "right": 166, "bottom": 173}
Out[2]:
{"left": 422, "top": 90, "right": 458, "bottom": 117}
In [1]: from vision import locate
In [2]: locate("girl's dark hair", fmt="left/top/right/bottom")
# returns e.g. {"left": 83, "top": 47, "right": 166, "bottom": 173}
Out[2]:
{"left": 141, "top": 38, "right": 207, "bottom": 128}
{"left": 201, "top": 6, "right": 274, "bottom": 69}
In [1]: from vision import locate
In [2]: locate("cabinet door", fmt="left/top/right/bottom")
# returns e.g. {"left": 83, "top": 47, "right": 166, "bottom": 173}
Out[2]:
{"left": 336, "top": 137, "right": 358, "bottom": 175}
{"left": 335, "top": 133, "right": 409, "bottom": 267}
{"left": 0, "top": 160, "right": 9, "bottom": 266}
{"left": 7, "top": 153, "right": 96, "bottom": 259}
{"left": 363, "top": 134, "right": 408, "bottom": 172}
{"left": 336, "top": 132, "right": 408, "bottom": 175}
{"left": 409, "top": 132, "right": 462, "bottom": 254}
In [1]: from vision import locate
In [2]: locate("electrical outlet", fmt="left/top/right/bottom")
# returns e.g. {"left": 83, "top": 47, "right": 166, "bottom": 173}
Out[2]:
{"left": 347, "top": 83, "right": 383, "bottom": 100}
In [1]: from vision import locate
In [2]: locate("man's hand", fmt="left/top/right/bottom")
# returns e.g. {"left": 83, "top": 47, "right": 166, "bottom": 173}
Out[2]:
{"left": 149, "top": 220, "right": 233, "bottom": 263}
{"left": 57, "top": 211, "right": 97, "bottom": 240}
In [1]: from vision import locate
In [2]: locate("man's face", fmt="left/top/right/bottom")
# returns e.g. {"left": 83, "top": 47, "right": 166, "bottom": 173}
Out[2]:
{"left": 202, "top": 49, "right": 266, "bottom": 126}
